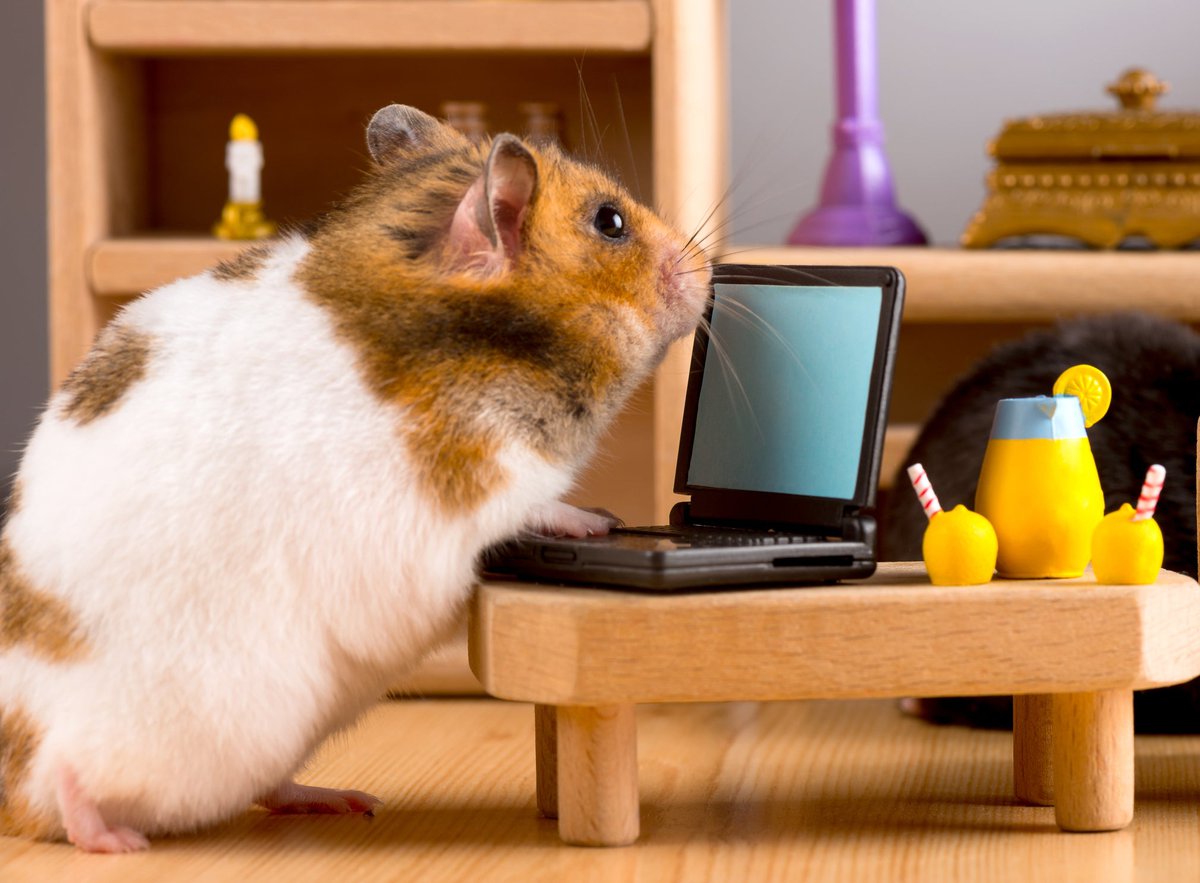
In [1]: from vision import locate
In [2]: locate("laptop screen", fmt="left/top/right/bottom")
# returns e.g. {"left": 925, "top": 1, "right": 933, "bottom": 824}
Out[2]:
{"left": 674, "top": 265, "right": 903, "bottom": 524}
{"left": 686, "top": 283, "right": 882, "bottom": 500}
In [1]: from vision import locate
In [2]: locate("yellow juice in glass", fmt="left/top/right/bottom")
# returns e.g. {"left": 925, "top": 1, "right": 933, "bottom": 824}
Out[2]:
{"left": 975, "top": 395, "right": 1104, "bottom": 578}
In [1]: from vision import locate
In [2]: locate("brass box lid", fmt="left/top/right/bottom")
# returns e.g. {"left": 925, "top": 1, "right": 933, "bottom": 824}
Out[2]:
{"left": 962, "top": 70, "right": 1200, "bottom": 248}
{"left": 990, "top": 70, "right": 1200, "bottom": 162}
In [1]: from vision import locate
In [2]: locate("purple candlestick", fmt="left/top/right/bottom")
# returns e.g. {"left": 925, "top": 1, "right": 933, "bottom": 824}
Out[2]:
{"left": 788, "top": 0, "right": 927, "bottom": 246}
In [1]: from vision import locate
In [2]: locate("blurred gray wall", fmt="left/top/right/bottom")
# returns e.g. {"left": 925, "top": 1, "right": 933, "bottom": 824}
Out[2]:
{"left": 3, "top": 2, "right": 1200, "bottom": 502}
{"left": 729, "top": 1, "right": 1200, "bottom": 245}
{"left": 0, "top": 2, "right": 46, "bottom": 501}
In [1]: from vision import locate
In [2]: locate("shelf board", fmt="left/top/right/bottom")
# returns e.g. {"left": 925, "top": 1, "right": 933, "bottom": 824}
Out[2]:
{"left": 730, "top": 246, "right": 1200, "bottom": 323}
{"left": 95, "top": 239, "right": 1200, "bottom": 326}
{"left": 88, "top": 237, "right": 252, "bottom": 298}
{"left": 88, "top": 0, "right": 652, "bottom": 55}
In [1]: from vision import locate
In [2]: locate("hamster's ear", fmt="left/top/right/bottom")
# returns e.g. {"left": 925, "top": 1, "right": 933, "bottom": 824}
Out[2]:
{"left": 445, "top": 134, "right": 539, "bottom": 275}
{"left": 366, "top": 104, "right": 464, "bottom": 164}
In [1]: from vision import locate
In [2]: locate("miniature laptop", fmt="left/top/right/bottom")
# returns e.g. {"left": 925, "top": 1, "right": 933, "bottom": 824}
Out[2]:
{"left": 484, "top": 264, "right": 905, "bottom": 590}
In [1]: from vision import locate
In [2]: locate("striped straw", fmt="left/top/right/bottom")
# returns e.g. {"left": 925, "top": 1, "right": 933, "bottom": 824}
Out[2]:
{"left": 1132, "top": 464, "right": 1166, "bottom": 521}
{"left": 907, "top": 463, "right": 943, "bottom": 520}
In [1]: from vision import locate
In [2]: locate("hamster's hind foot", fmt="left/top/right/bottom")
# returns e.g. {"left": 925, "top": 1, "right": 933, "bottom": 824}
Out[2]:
{"left": 56, "top": 766, "right": 150, "bottom": 853}
{"left": 256, "top": 781, "right": 383, "bottom": 815}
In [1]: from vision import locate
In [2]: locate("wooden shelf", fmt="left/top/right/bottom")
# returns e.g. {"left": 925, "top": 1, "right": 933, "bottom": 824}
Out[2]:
{"left": 88, "top": 237, "right": 250, "bottom": 297}
{"left": 733, "top": 247, "right": 1200, "bottom": 323}
{"left": 95, "top": 240, "right": 1200, "bottom": 325}
{"left": 88, "top": 0, "right": 652, "bottom": 54}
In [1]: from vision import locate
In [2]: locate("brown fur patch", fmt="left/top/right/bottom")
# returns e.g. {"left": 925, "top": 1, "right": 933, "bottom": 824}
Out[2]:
{"left": 297, "top": 132, "right": 687, "bottom": 515}
{"left": 406, "top": 390, "right": 507, "bottom": 513}
{"left": 0, "top": 707, "right": 55, "bottom": 839}
{"left": 60, "top": 324, "right": 152, "bottom": 426}
{"left": 211, "top": 244, "right": 270, "bottom": 282}
{"left": 299, "top": 260, "right": 621, "bottom": 513}
{"left": 0, "top": 539, "right": 87, "bottom": 663}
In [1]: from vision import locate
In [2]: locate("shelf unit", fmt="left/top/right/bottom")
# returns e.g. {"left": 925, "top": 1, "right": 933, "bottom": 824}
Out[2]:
{"left": 48, "top": 0, "right": 727, "bottom": 529}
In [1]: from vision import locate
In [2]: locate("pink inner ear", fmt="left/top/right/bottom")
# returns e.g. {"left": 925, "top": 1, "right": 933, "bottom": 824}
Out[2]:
{"left": 445, "top": 178, "right": 498, "bottom": 273}
{"left": 486, "top": 147, "right": 537, "bottom": 263}
{"left": 443, "top": 139, "right": 537, "bottom": 276}
{"left": 491, "top": 199, "right": 527, "bottom": 262}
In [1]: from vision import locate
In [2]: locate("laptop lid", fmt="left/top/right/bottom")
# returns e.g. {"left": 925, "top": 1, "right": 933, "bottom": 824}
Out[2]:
{"left": 673, "top": 264, "right": 904, "bottom": 530}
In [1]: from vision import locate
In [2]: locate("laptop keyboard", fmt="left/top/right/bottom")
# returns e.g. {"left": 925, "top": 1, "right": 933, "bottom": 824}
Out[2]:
{"left": 613, "top": 525, "right": 836, "bottom": 547}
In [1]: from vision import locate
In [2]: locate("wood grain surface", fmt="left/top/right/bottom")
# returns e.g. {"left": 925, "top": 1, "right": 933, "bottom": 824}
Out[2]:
{"left": 557, "top": 704, "right": 639, "bottom": 846}
{"left": 88, "top": 0, "right": 653, "bottom": 53}
{"left": 471, "top": 563, "right": 1200, "bottom": 704}
{"left": 735, "top": 247, "right": 1200, "bottom": 323}
{"left": 1052, "top": 690, "right": 1135, "bottom": 832}
{"left": 4, "top": 698, "right": 1200, "bottom": 881}
{"left": 1013, "top": 694, "right": 1055, "bottom": 806}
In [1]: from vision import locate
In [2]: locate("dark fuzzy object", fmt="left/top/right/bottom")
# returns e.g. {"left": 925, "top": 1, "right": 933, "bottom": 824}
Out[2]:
{"left": 882, "top": 312, "right": 1200, "bottom": 733}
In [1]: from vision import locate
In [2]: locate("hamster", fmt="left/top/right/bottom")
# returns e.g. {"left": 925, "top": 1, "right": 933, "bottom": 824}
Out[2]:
{"left": 0, "top": 104, "right": 711, "bottom": 851}
{"left": 883, "top": 311, "right": 1200, "bottom": 732}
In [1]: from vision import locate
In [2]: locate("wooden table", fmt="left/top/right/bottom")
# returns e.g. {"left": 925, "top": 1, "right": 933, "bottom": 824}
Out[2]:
{"left": 468, "top": 562, "right": 1200, "bottom": 846}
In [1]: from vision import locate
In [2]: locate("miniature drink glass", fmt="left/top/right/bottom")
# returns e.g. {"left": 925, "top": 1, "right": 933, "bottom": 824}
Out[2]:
{"left": 974, "top": 395, "right": 1104, "bottom": 578}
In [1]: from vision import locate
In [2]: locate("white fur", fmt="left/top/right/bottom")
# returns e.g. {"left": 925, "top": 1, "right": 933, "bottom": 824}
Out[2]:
{"left": 1, "top": 235, "right": 586, "bottom": 837}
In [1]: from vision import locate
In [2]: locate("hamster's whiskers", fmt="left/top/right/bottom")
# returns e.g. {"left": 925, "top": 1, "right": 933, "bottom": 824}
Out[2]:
{"left": 699, "top": 314, "right": 762, "bottom": 442}
{"left": 714, "top": 297, "right": 812, "bottom": 387}
{"left": 676, "top": 187, "right": 736, "bottom": 265}
{"left": 611, "top": 76, "right": 640, "bottom": 198}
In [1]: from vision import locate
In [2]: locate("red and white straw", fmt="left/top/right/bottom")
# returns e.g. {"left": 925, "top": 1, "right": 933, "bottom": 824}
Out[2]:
{"left": 1133, "top": 464, "right": 1166, "bottom": 521}
{"left": 907, "top": 463, "right": 942, "bottom": 520}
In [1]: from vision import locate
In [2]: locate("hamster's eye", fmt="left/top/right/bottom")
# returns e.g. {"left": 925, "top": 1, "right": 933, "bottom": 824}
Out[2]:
{"left": 593, "top": 205, "right": 626, "bottom": 240}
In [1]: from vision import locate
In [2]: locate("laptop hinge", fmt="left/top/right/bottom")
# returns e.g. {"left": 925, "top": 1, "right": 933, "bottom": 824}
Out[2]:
{"left": 668, "top": 501, "right": 692, "bottom": 526}
{"left": 672, "top": 501, "right": 872, "bottom": 539}
{"left": 844, "top": 514, "right": 875, "bottom": 547}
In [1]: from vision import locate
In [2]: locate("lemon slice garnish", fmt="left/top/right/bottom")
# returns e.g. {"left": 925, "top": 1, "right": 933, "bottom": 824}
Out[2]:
{"left": 1053, "top": 363, "right": 1111, "bottom": 428}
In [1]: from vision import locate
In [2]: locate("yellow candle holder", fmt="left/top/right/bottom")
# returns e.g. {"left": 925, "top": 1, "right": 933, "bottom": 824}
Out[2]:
{"left": 213, "top": 113, "right": 277, "bottom": 241}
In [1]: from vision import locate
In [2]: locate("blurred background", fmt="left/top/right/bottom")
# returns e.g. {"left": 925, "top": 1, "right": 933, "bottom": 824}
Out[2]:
{"left": 730, "top": 1, "right": 1200, "bottom": 246}
{"left": 4, "top": 1, "right": 1200, "bottom": 495}
{"left": 2, "top": 3, "right": 47, "bottom": 499}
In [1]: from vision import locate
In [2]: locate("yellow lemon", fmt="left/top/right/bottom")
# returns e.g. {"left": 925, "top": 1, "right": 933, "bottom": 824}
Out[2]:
{"left": 1053, "top": 364, "right": 1111, "bottom": 428}
{"left": 922, "top": 505, "right": 998, "bottom": 586}
{"left": 1091, "top": 503, "right": 1164, "bottom": 585}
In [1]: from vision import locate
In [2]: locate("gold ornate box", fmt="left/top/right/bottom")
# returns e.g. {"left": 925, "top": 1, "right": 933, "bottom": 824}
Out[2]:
{"left": 962, "top": 70, "right": 1200, "bottom": 249}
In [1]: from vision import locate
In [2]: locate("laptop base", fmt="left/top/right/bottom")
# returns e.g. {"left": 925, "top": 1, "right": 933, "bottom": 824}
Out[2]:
{"left": 481, "top": 517, "right": 877, "bottom": 592}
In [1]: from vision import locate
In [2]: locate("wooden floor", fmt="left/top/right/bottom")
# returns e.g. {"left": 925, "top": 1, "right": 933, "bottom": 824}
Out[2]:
{"left": 4, "top": 698, "right": 1200, "bottom": 881}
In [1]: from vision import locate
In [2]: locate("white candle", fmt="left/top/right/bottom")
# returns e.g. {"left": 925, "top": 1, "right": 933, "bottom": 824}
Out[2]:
{"left": 226, "top": 114, "right": 264, "bottom": 204}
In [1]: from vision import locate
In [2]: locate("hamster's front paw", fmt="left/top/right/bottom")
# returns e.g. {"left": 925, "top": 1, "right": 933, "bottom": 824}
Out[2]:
{"left": 527, "top": 501, "right": 622, "bottom": 538}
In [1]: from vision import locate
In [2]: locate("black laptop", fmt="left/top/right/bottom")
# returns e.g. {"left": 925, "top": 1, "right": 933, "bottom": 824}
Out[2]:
{"left": 483, "top": 263, "right": 905, "bottom": 590}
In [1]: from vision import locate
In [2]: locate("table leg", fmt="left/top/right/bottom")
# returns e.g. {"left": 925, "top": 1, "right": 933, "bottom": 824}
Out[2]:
{"left": 535, "top": 703, "right": 558, "bottom": 819}
{"left": 1013, "top": 694, "right": 1054, "bottom": 805}
{"left": 1051, "top": 689, "right": 1134, "bottom": 832}
{"left": 556, "top": 704, "right": 639, "bottom": 846}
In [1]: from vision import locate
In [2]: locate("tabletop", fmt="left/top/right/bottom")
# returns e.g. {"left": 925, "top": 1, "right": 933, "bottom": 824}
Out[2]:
{"left": 469, "top": 561, "right": 1200, "bottom": 705}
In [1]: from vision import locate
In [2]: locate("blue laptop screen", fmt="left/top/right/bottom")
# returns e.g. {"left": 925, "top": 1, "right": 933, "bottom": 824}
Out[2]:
{"left": 685, "top": 283, "right": 883, "bottom": 500}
